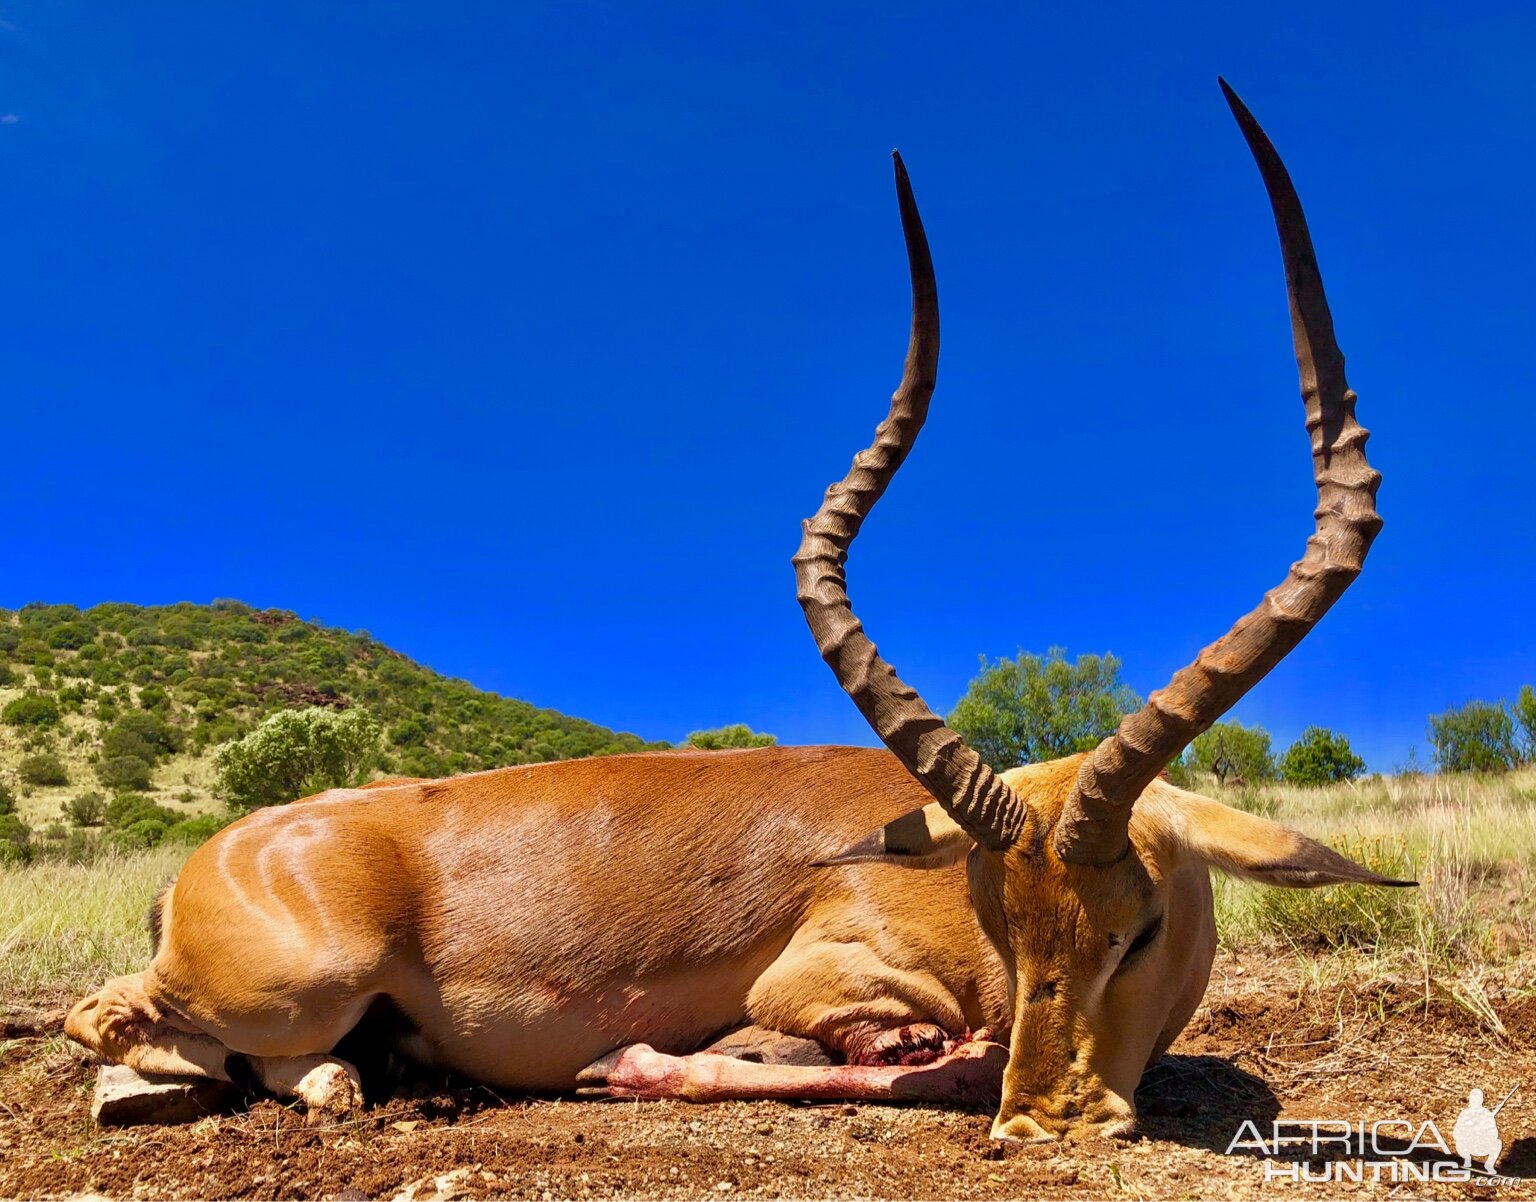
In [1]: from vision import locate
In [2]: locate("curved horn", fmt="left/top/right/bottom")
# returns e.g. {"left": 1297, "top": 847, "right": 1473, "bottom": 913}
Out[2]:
{"left": 1055, "top": 80, "right": 1383, "bottom": 864}
{"left": 793, "top": 153, "right": 1029, "bottom": 852}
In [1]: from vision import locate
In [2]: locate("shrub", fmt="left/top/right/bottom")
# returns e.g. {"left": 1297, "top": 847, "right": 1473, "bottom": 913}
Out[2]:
{"left": 0, "top": 662, "right": 14, "bottom": 687}
{"left": 1429, "top": 700, "right": 1520, "bottom": 774}
{"left": 113, "top": 818, "right": 169, "bottom": 850}
{"left": 683, "top": 724, "right": 777, "bottom": 750}
{"left": 138, "top": 684, "right": 170, "bottom": 711}
{"left": 18, "top": 753, "right": 69, "bottom": 787}
{"left": 1251, "top": 835, "right": 1415, "bottom": 951}
{"left": 1278, "top": 727, "right": 1367, "bottom": 786}
{"left": 0, "top": 783, "right": 14, "bottom": 815}
{"left": 165, "top": 813, "right": 234, "bottom": 844}
{"left": 216, "top": 707, "right": 381, "bottom": 809}
{"left": 2, "top": 693, "right": 60, "bottom": 728}
{"left": 62, "top": 791, "right": 107, "bottom": 826}
{"left": 0, "top": 813, "right": 32, "bottom": 863}
{"left": 0, "top": 626, "right": 19, "bottom": 653}
{"left": 46, "top": 622, "right": 95, "bottom": 650}
{"left": 96, "top": 755, "right": 154, "bottom": 792}
{"left": 104, "top": 794, "right": 179, "bottom": 830}
{"left": 1517, "top": 685, "right": 1536, "bottom": 764}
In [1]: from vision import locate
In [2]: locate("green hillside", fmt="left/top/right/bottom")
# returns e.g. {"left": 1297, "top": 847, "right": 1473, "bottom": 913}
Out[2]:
{"left": 0, "top": 600, "right": 667, "bottom": 828}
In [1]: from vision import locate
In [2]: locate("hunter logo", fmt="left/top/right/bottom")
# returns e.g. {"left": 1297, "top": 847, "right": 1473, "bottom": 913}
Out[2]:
{"left": 1225, "top": 1084, "right": 1522, "bottom": 1185}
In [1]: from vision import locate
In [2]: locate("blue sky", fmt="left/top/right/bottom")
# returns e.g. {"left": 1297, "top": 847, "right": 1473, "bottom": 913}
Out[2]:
{"left": 3, "top": 3, "right": 1534, "bottom": 770}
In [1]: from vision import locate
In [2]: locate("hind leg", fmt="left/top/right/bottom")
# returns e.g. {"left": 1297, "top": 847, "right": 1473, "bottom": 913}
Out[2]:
{"left": 746, "top": 936, "right": 980, "bottom": 1066}
{"left": 66, "top": 973, "right": 361, "bottom": 1122}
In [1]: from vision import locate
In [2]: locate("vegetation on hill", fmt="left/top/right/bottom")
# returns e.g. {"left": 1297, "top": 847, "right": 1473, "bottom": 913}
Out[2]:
{"left": 0, "top": 600, "right": 667, "bottom": 845}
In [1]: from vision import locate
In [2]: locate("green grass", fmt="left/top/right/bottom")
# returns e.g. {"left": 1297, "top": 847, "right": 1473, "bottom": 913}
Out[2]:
{"left": 0, "top": 843, "right": 192, "bottom": 1002}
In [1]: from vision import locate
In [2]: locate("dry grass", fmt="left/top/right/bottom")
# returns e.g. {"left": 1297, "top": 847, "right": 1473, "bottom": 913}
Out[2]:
{"left": 1209, "top": 768, "right": 1536, "bottom": 983}
{"left": 0, "top": 842, "right": 191, "bottom": 1002}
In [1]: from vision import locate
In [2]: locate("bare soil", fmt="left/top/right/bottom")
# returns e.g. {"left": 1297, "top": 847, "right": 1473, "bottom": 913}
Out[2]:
{"left": 3, "top": 955, "right": 1534, "bottom": 1200}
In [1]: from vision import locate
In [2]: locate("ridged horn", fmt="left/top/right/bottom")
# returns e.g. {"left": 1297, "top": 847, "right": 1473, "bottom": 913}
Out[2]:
{"left": 793, "top": 153, "right": 1030, "bottom": 852}
{"left": 1054, "top": 80, "right": 1383, "bottom": 864}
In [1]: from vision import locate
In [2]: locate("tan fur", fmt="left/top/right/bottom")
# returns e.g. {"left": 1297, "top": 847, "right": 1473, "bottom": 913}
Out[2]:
{"left": 65, "top": 745, "right": 1386, "bottom": 1129}
{"left": 66, "top": 746, "right": 1008, "bottom": 1110}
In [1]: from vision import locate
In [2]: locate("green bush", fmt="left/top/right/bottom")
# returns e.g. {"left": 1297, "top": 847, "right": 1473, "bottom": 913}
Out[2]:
{"left": 165, "top": 813, "right": 234, "bottom": 844}
{"left": 1278, "top": 727, "right": 1367, "bottom": 786}
{"left": 104, "top": 794, "right": 179, "bottom": 830}
{"left": 1429, "top": 700, "right": 1520, "bottom": 773}
{"left": 1251, "top": 835, "right": 1415, "bottom": 951}
{"left": 46, "top": 622, "right": 95, "bottom": 650}
{"left": 62, "top": 791, "right": 107, "bottom": 826}
{"left": 0, "top": 626, "right": 19, "bottom": 654}
{"left": 113, "top": 818, "right": 169, "bottom": 850}
{"left": 18, "top": 753, "right": 69, "bottom": 786}
{"left": 0, "top": 662, "right": 14, "bottom": 687}
{"left": 2, "top": 693, "right": 61, "bottom": 728}
{"left": 96, "top": 755, "right": 154, "bottom": 792}
{"left": 216, "top": 707, "right": 381, "bottom": 809}
{"left": 0, "top": 813, "right": 32, "bottom": 864}
{"left": 683, "top": 724, "right": 777, "bottom": 750}
{"left": 0, "top": 784, "right": 14, "bottom": 815}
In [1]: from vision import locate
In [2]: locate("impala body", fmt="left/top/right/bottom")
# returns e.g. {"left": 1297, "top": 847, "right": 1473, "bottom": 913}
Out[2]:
{"left": 68, "top": 80, "right": 1404, "bottom": 1140}
{"left": 68, "top": 747, "right": 1017, "bottom": 1114}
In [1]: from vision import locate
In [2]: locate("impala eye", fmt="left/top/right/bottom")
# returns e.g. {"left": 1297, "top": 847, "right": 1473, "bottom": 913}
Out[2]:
{"left": 1118, "top": 914, "right": 1163, "bottom": 967}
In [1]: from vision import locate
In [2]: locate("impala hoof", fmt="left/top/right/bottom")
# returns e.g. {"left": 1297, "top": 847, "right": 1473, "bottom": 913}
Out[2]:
{"left": 297, "top": 1061, "right": 362, "bottom": 1125}
{"left": 990, "top": 1113, "right": 1058, "bottom": 1144}
{"left": 575, "top": 1044, "right": 678, "bottom": 1099}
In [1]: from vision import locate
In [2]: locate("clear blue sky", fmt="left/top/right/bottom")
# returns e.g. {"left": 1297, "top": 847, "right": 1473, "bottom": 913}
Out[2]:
{"left": 4, "top": 3, "right": 1533, "bottom": 771}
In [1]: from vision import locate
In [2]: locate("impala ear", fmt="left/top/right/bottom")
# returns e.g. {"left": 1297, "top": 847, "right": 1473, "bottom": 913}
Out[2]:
{"left": 1174, "top": 794, "right": 1416, "bottom": 888}
{"left": 815, "top": 803, "right": 974, "bottom": 869}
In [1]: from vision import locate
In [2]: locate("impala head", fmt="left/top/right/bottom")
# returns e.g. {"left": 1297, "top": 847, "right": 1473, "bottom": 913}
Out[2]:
{"left": 795, "top": 81, "right": 1411, "bottom": 1142}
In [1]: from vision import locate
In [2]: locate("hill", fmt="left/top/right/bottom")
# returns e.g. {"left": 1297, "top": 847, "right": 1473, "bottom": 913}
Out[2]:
{"left": 0, "top": 600, "right": 667, "bottom": 827}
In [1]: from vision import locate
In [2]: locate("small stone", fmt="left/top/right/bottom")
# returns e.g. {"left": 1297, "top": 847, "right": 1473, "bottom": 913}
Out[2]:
{"left": 840, "top": 1104, "right": 858, "bottom": 1116}
{"left": 715, "top": 1183, "right": 734, "bottom": 1192}
{"left": 90, "top": 1064, "right": 235, "bottom": 1127}
{"left": 754, "top": 1121, "right": 773, "bottom": 1135}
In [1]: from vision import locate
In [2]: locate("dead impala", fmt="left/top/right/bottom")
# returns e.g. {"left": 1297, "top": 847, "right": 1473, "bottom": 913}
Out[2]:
{"left": 66, "top": 81, "right": 1406, "bottom": 1140}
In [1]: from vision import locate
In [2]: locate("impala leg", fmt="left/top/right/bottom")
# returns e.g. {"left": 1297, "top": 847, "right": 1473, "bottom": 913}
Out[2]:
{"left": 66, "top": 973, "right": 235, "bottom": 1082}
{"left": 67, "top": 973, "right": 363, "bottom": 1123}
{"left": 238, "top": 1054, "right": 363, "bottom": 1124}
{"left": 575, "top": 1036, "right": 1004, "bottom": 1106}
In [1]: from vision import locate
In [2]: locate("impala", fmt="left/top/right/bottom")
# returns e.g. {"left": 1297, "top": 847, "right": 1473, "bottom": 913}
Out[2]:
{"left": 66, "top": 81, "right": 1404, "bottom": 1141}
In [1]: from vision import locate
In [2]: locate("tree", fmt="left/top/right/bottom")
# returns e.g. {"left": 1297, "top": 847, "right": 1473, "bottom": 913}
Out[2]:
{"left": 1189, "top": 721, "right": 1275, "bottom": 785}
{"left": 1516, "top": 685, "right": 1536, "bottom": 765}
{"left": 684, "top": 724, "right": 776, "bottom": 750}
{"left": 1428, "top": 700, "right": 1520, "bottom": 773}
{"left": 216, "top": 707, "right": 382, "bottom": 809}
{"left": 1278, "top": 726, "right": 1366, "bottom": 786}
{"left": 948, "top": 648, "right": 1140, "bottom": 772}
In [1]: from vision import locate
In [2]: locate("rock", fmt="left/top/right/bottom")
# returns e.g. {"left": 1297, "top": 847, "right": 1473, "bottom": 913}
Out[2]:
{"left": 90, "top": 1064, "right": 235, "bottom": 1127}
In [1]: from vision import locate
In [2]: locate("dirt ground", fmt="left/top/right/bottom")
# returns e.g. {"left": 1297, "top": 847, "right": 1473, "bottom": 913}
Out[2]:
{"left": 3, "top": 955, "right": 1534, "bottom": 1201}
